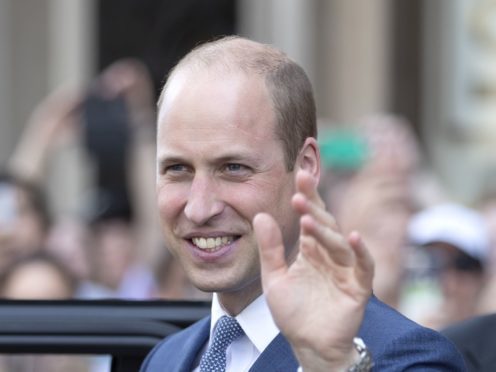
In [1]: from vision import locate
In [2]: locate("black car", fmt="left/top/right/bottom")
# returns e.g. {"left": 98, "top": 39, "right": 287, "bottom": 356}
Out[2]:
{"left": 0, "top": 299, "right": 210, "bottom": 372}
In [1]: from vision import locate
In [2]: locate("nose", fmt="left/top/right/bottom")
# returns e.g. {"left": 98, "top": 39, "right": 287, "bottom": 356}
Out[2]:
{"left": 184, "top": 173, "right": 224, "bottom": 225}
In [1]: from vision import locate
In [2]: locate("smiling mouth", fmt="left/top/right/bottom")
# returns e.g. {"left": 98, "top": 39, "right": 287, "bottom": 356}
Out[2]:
{"left": 190, "top": 236, "right": 240, "bottom": 251}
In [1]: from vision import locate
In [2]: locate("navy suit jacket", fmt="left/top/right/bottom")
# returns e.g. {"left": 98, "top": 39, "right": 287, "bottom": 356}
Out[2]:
{"left": 141, "top": 296, "right": 466, "bottom": 371}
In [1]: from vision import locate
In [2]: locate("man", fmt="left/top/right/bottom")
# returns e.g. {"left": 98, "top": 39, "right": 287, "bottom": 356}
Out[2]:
{"left": 141, "top": 36, "right": 465, "bottom": 371}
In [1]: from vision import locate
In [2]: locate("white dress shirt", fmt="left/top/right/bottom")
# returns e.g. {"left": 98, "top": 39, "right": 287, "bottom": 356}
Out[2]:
{"left": 192, "top": 293, "right": 280, "bottom": 372}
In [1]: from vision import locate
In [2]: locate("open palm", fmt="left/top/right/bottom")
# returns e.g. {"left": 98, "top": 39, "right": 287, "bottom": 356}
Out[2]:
{"left": 253, "top": 170, "right": 374, "bottom": 371}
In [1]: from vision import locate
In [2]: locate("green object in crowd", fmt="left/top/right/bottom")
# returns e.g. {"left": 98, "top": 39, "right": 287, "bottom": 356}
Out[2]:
{"left": 319, "top": 128, "right": 368, "bottom": 170}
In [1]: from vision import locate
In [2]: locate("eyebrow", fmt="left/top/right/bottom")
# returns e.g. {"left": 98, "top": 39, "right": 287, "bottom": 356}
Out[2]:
{"left": 157, "top": 154, "right": 186, "bottom": 170}
{"left": 157, "top": 151, "right": 260, "bottom": 168}
{"left": 212, "top": 152, "right": 259, "bottom": 164}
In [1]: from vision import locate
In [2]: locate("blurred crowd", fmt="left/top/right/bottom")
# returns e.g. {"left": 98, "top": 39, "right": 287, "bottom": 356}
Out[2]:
{"left": 319, "top": 114, "right": 496, "bottom": 332}
{"left": 1, "top": 58, "right": 496, "bottom": 340}
{"left": 0, "top": 59, "right": 209, "bottom": 306}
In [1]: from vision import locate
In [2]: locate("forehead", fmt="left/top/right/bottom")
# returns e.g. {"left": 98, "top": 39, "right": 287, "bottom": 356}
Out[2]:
{"left": 157, "top": 69, "right": 281, "bottom": 155}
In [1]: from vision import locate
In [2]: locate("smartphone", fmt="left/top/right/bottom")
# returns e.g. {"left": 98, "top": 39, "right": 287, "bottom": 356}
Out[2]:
{"left": 81, "top": 90, "right": 133, "bottom": 221}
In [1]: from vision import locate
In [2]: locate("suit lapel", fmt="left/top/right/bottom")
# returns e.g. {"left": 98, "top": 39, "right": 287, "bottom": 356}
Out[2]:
{"left": 172, "top": 316, "right": 211, "bottom": 372}
{"left": 249, "top": 333, "right": 298, "bottom": 372}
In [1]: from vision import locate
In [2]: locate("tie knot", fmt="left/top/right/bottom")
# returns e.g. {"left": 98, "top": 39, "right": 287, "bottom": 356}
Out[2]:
{"left": 210, "top": 316, "right": 244, "bottom": 352}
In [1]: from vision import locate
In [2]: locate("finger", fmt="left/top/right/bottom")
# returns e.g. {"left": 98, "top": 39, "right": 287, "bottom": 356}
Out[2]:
{"left": 253, "top": 213, "right": 288, "bottom": 286}
{"left": 295, "top": 169, "right": 325, "bottom": 208}
{"left": 348, "top": 231, "right": 375, "bottom": 292}
{"left": 300, "top": 214, "right": 354, "bottom": 266}
{"left": 292, "top": 192, "right": 339, "bottom": 231}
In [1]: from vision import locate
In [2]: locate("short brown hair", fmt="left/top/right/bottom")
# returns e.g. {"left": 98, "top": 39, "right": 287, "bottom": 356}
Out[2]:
{"left": 158, "top": 36, "right": 317, "bottom": 170}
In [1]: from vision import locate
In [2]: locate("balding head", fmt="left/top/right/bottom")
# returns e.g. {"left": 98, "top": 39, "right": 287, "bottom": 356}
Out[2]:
{"left": 158, "top": 36, "right": 317, "bottom": 170}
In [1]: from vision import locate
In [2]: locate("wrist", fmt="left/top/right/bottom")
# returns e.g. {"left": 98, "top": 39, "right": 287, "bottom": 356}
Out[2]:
{"left": 295, "top": 337, "right": 373, "bottom": 372}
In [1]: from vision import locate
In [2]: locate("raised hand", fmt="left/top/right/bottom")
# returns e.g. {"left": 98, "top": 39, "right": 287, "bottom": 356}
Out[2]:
{"left": 7, "top": 86, "right": 83, "bottom": 182}
{"left": 253, "top": 169, "right": 374, "bottom": 371}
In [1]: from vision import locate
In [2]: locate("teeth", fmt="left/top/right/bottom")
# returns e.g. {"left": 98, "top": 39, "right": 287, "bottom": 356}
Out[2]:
{"left": 192, "top": 236, "right": 234, "bottom": 250}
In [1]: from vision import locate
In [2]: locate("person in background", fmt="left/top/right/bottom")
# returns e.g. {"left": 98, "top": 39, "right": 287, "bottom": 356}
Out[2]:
{"left": 406, "top": 203, "right": 489, "bottom": 329}
{"left": 79, "top": 59, "right": 159, "bottom": 299}
{"left": 442, "top": 312, "right": 496, "bottom": 372}
{"left": 0, "top": 172, "right": 114, "bottom": 300}
{"left": 319, "top": 114, "right": 418, "bottom": 309}
{"left": 5, "top": 59, "right": 161, "bottom": 300}
{"left": 0, "top": 252, "right": 95, "bottom": 372}
{"left": 90, "top": 218, "right": 157, "bottom": 299}
{"left": 0, "top": 251, "right": 76, "bottom": 299}
{"left": 46, "top": 217, "right": 115, "bottom": 299}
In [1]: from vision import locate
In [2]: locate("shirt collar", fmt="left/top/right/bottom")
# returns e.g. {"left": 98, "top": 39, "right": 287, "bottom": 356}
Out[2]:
{"left": 211, "top": 293, "right": 280, "bottom": 353}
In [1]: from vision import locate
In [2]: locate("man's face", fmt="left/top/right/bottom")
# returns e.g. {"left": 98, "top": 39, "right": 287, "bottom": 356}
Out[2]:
{"left": 156, "top": 70, "right": 299, "bottom": 304}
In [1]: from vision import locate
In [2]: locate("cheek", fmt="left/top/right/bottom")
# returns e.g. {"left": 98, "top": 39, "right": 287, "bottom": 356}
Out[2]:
{"left": 226, "top": 177, "right": 294, "bottom": 220}
{"left": 156, "top": 184, "right": 187, "bottom": 225}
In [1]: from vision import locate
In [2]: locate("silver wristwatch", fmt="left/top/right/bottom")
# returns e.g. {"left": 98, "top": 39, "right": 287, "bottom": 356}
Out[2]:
{"left": 347, "top": 337, "right": 373, "bottom": 372}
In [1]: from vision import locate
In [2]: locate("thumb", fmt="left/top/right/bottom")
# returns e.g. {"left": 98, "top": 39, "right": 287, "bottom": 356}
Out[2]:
{"left": 253, "top": 213, "right": 287, "bottom": 288}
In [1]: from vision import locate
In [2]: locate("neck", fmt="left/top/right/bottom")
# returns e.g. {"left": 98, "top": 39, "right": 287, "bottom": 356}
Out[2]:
{"left": 217, "top": 279, "right": 263, "bottom": 316}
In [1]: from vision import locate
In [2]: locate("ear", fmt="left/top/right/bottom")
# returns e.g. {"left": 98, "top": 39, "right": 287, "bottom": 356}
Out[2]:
{"left": 295, "top": 137, "right": 321, "bottom": 182}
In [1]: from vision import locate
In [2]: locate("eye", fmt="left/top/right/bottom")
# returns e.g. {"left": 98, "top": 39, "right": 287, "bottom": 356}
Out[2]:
{"left": 221, "top": 163, "right": 252, "bottom": 179}
{"left": 161, "top": 163, "right": 189, "bottom": 176}
{"left": 167, "top": 164, "right": 186, "bottom": 172}
{"left": 225, "top": 163, "right": 245, "bottom": 172}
